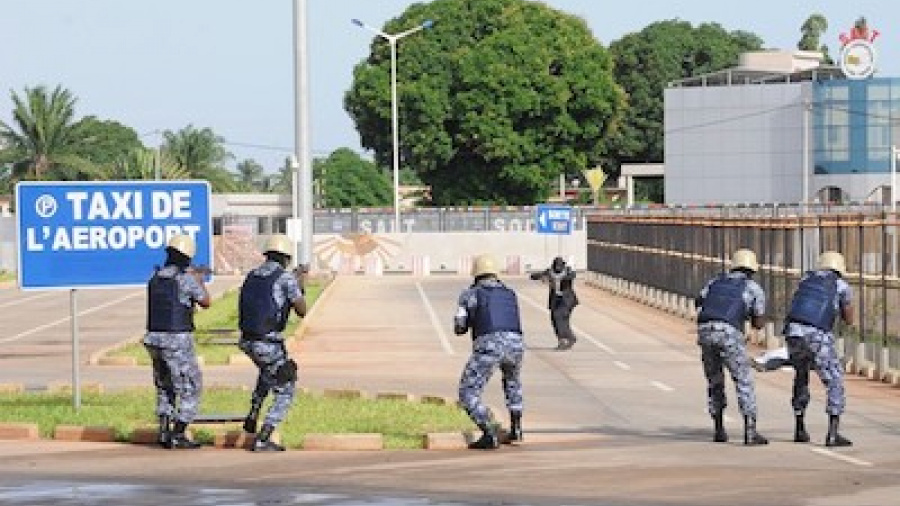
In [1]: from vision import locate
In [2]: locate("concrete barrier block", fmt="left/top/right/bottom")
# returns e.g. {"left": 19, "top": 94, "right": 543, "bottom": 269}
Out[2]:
{"left": 54, "top": 425, "right": 116, "bottom": 442}
{"left": 376, "top": 392, "right": 415, "bottom": 402}
{"left": 0, "top": 423, "right": 39, "bottom": 440}
{"left": 323, "top": 388, "right": 364, "bottom": 399}
{"left": 424, "top": 432, "right": 467, "bottom": 450}
{"left": 48, "top": 382, "right": 104, "bottom": 394}
{"left": 130, "top": 428, "right": 161, "bottom": 445}
{"left": 96, "top": 356, "right": 138, "bottom": 366}
{"left": 303, "top": 433, "right": 383, "bottom": 451}
{"left": 420, "top": 395, "right": 453, "bottom": 406}
{"left": 0, "top": 383, "right": 24, "bottom": 394}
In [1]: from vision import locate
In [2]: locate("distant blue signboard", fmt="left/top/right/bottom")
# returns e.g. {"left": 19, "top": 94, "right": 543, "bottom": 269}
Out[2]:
{"left": 16, "top": 181, "right": 212, "bottom": 289}
{"left": 535, "top": 204, "right": 573, "bottom": 235}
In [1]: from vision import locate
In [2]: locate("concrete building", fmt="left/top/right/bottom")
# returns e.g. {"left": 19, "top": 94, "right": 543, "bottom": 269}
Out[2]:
{"left": 665, "top": 49, "right": 899, "bottom": 206}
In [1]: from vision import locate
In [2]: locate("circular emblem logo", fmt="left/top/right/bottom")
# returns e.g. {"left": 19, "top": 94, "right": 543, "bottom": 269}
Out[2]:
{"left": 840, "top": 39, "right": 877, "bottom": 80}
{"left": 34, "top": 194, "right": 58, "bottom": 218}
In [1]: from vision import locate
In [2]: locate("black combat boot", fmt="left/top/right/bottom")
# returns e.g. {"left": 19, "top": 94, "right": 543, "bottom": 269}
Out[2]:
{"left": 743, "top": 416, "right": 768, "bottom": 446}
{"left": 507, "top": 410, "right": 523, "bottom": 443}
{"left": 468, "top": 423, "right": 499, "bottom": 450}
{"left": 157, "top": 415, "right": 171, "bottom": 448}
{"left": 794, "top": 412, "right": 810, "bottom": 443}
{"left": 168, "top": 421, "right": 201, "bottom": 449}
{"left": 825, "top": 415, "right": 852, "bottom": 447}
{"left": 712, "top": 411, "right": 727, "bottom": 443}
{"left": 253, "top": 424, "right": 286, "bottom": 452}
{"left": 243, "top": 405, "right": 260, "bottom": 434}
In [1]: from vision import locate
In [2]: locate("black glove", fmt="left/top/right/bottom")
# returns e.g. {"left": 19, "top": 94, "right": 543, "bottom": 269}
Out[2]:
{"left": 275, "top": 358, "right": 298, "bottom": 383}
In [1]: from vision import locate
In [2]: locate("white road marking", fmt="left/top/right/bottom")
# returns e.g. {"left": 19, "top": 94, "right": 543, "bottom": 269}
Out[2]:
{"left": 810, "top": 447, "right": 873, "bottom": 467}
{"left": 415, "top": 281, "right": 455, "bottom": 356}
{"left": 518, "top": 292, "right": 616, "bottom": 354}
{"left": 0, "top": 291, "right": 143, "bottom": 344}
{"left": 614, "top": 360, "right": 631, "bottom": 371}
{"left": 0, "top": 291, "right": 55, "bottom": 309}
{"left": 650, "top": 380, "right": 674, "bottom": 392}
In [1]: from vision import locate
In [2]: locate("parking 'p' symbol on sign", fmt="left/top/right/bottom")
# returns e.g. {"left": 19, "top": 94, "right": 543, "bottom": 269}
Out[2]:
{"left": 35, "top": 194, "right": 58, "bottom": 219}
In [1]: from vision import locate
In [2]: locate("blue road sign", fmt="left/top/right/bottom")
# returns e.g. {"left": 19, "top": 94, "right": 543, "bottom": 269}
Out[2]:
{"left": 535, "top": 204, "right": 573, "bottom": 235}
{"left": 16, "top": 181, "right": 212, "bottom": 289}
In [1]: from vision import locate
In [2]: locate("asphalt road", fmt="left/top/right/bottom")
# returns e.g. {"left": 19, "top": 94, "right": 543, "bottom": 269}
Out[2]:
{"left": 0, "top": 275, "right": 899, "bottom": 506}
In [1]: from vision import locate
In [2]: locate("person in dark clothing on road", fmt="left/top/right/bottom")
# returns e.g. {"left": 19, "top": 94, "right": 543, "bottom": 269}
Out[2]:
{"left": 530, "top": 256, "right": 579, "bottom": 350}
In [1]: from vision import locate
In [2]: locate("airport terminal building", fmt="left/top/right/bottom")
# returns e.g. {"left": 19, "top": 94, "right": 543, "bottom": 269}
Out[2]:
{"left": 664, "top": 45, "right": 899, "bottom": 206}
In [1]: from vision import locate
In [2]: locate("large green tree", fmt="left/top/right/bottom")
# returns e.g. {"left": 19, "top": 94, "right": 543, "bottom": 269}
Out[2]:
{"left": 71, "top": 116, "right": 143, "bottom": 174}
{"left": 314, "top": 148, "right": 392, "bottom": 208}
{"left": 161, "top": 125, "right": 236, "bottom": 191}
{"left": 345, "top": 0, "right": 625, "bottom": 205}
{"left": 0, "top": 85, "right": 97, "bottom": 181}
{"left": 608, "top": 21, "right": 763, "bottom": 170}
{"left": 798, "top": 13, "right": 833, "bottom": 64}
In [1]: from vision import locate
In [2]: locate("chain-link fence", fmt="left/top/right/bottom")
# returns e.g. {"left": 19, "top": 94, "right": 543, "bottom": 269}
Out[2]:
{"left": 586, "top": 207, "right": 900, "bottom": 375}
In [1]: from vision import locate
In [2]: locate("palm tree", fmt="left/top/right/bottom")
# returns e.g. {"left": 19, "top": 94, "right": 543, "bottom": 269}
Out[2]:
{"left": 234, "top": 158, "right": 265, "bottom": 192}
{"left": 0, "top": 85, "right": 96, "bottom": 182}
{"left": 111, "top": 146, "right": 191, "bottom": 181}
{"left": 161, "top": 125, "right": 236, "bottom": 191}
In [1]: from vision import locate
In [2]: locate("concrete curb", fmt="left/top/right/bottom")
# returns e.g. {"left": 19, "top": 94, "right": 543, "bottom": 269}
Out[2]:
{"left": 303, "top": 433, "right": 383, "bottom": 451}
{"left": 53, "top": 425, "right": 116, "bottom": 443}
{"left": 0, "top": 423, "right": 40, "bottom": 440}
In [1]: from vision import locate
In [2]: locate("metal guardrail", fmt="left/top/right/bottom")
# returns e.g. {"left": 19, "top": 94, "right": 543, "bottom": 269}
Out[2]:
{"left": 586, "top": 209, "right": 900, "bottom": 376}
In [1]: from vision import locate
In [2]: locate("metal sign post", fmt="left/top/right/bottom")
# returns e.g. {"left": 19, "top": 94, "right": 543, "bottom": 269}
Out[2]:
{"left": 70, "top": 289, "right": 80, "bottom": 410}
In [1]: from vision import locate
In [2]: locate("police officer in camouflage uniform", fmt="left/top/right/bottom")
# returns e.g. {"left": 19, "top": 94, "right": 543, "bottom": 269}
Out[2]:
{"left": 454, "top": 254, "right": 525, "bottom": 450}
{"left": 239, "top": 234, "right": 306, "bottom": 452}
{"left": 696, "top": 249, "right": 768, "bottom": 446}
{"left": 784, "top": 251, "right": 854, "bottom": 447}
{"left": 143, "top": 234, "right": 211, "bottom": 449}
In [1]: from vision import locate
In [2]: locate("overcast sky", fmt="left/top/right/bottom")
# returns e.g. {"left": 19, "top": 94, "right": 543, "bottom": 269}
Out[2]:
{"left": 1, "top": 0, "right": 896, "bottom": 172}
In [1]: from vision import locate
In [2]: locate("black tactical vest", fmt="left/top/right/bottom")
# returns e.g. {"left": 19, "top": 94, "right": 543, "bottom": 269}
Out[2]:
{"left": 471, "top": 285, "right": 522, "bottom": 338}
{"left": 697, "top": 275, "right": 748, "bottom": 329}
{"left": 787, "top": 271, "right": 838, "bottom": 331}
{"left": 239, "top": 268, "right": 288, "bottom": 337}
{"left": 147, "top": 269, "right": 194, "bottom": 332}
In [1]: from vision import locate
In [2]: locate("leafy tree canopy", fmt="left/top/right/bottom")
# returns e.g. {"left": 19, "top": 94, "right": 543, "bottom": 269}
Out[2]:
{"left": 798, "top": 13, "right": 833, "bottom": 64}
{"left": 72, "top": 116, "right": 143, "bottom": 173}
{"left": 314, "top": 148, "right": 391, "bottom": 208}
{"left": 608, "top": 20, "right": 763, "bottom": 171}
{"left": 345, "top": 0, "right": 625, "bottom": 205}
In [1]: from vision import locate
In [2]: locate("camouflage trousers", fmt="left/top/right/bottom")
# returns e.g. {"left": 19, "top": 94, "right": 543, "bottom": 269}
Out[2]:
{"left": 698, "top": 324, "right": 758, "bottom": 417}
{"left": 786, "top": 327, "right": 846, "bottom": 415}
{"left": 239, "top": 338, "right": 297, "bottom": 428}
{"left": 458, "top": 332, "right": 524, "bottom": 428}
{"left": 144, "top": 338, "right": 203, "bottom": 424}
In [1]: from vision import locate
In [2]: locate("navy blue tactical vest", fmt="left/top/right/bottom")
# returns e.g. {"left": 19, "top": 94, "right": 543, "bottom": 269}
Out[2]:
{"left": 471, "top": 285, "right": 522, "bottom": 338}
{"left": 147, "top": 270, "right": 194, "bottom": 332}
{"left": 239, "top": 268, "right": 288, "bottom": 336}
{"left": 787, "top": 271, "right": 838, "bottom": 331}
{"left": 697, "top": 275, "right": 748, "bottom": 329}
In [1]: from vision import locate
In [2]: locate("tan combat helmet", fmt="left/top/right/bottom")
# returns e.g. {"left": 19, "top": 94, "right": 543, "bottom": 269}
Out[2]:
{"left": 264, "top": 234, "right": 294, "bottom": 257}
{"left": 167, "top": 234, "right": 196, "bottom": 259}
{"left": 818, "top": 251, "right": 846, "bottom": 276}
{"left": 471, "top": 254, "right": 500, "bottom": 278}
{"left": 731, "top": 248, "right": 759, "bottom": 272}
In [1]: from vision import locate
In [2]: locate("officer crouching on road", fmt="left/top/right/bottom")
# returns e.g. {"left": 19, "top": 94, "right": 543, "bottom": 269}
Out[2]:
{"left": 143, "top": 234, "right": 211, "bottom": 449}
{"left": 783, "top": 251, "right": 854, "bottom": 447}
{"left": 454, "top": 254, "right": 525, "bottom": 450}
{"left": 695, "top": 248, "right": 768, "bottom": 446}
{"left": 529, "top": 256, "right": 579, "bottom": 350}
{"left": 238, "top": 234, "right": 306, "bottom": 452}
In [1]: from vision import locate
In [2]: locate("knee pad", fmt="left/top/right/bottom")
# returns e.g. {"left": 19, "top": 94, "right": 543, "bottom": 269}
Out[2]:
{"left": 275, "top": 358, "right": 298, "bottom": 383}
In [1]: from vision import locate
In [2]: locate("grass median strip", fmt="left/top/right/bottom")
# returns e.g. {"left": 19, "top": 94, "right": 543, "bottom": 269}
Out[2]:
{"left": 112, "top": 281, "right": 324, "bottom": 365}
{"left": 0, "top": 387, "right": 474, "bottom": 449}
{"left": 0, "top": 270, "right": 14, "bottom": 283}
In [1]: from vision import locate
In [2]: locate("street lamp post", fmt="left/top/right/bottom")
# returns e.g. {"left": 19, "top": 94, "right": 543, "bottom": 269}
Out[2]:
{"left": 352, "top": 17, "right": 433, "bottom": 232}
